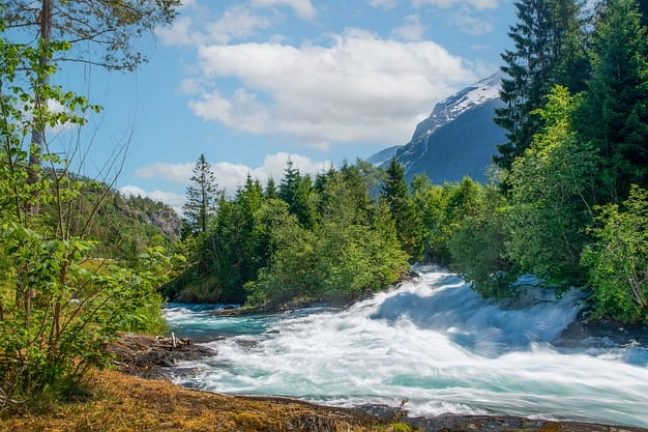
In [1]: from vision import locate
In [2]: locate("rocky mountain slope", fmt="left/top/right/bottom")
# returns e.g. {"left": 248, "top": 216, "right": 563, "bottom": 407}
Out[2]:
{"left": 369, "top": 72, "right": 506, "bottom": 183}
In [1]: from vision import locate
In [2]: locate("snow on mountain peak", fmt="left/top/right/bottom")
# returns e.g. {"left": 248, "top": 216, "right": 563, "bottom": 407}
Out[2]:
{"left": 411, "top": 71, "right": 503, "bottom": 142}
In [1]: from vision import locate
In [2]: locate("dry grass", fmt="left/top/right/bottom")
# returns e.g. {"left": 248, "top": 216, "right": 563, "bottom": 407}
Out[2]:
{"left": 0, "top": 370, "right": 407, "bottom": 432}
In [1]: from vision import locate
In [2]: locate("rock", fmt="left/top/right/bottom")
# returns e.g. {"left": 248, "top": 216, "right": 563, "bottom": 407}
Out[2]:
{"left": 107, "top": 333, "right": 215, "bottom": 378}
{"left": 556, "top": 315, "right": 648, "bottom": 348}
{"left": 408, "top": 414, "right": 647, "bottom": 432}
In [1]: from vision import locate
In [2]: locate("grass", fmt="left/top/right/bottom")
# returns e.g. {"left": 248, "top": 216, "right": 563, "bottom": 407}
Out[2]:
{"left": 0, "top": 370, "right": 410, "bottom": 432}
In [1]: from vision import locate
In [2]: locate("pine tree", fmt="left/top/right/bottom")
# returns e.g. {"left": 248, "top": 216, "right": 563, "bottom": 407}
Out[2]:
{"left": 579, "top": 0, "right": 648, "bottom": 200}
{"left": 279, "top": 160, "right": 300, "bottom": 206}
{"left": 382, "top": 159, "right": 423, "bottom": 259}
{"left": 495, "top": 0, "right": 588, "bottom": 172}
{"left": 183, "top": 154, "right": 218, "bottom": 234}
{"left": 278, "top": 160, "right": 316, "bottom": 228}
{"left": 265, "top": 177, "right": 278, "bottom": 199}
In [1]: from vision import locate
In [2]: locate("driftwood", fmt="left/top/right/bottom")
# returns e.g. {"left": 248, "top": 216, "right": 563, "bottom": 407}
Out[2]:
{"left": 107, "top": 333, "right": 215, "bottom": 377}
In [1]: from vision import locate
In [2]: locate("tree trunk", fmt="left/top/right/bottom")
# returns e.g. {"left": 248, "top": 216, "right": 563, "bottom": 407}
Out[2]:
{"left": 26, "top": 0, "right": 52, "bottom": 219}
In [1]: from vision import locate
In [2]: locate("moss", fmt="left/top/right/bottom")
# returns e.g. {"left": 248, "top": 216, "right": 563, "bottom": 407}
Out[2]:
{"left": 389, "top": 422, "right": 415, "bottom": 432}
{"left": 0, "top": 370, "right": 385, "bottom": 432}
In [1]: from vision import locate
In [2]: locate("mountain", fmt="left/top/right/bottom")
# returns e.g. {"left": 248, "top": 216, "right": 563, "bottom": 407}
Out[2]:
{"left": 369, "top": 72, "right": 506, "bottom": 183}
{"left": 366, "top": 145, "right": 401, "bottom": 166}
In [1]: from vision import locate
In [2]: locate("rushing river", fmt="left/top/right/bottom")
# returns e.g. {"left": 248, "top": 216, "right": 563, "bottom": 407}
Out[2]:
{"left": 164, "top": 267, "right": 648, "bottom": 428}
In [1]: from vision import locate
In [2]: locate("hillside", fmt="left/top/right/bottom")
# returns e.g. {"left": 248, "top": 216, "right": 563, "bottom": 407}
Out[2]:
{"left": 44, "top": 178, "right": 182, "bottom": 259}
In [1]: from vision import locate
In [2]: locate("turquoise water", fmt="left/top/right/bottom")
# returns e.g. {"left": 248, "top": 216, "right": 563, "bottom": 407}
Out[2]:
{"left": 164, "top": 268, "right": 648, "bottom": 428}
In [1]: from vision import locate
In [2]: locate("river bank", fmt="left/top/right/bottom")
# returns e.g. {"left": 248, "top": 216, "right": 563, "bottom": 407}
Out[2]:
{"left": 2, "top": 360, "right": 645, "bottom": 432}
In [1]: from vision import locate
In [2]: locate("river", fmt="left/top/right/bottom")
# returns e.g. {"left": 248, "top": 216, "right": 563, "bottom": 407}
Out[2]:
{"left": 164, "top": 267, "right": 648, "bottom": 428}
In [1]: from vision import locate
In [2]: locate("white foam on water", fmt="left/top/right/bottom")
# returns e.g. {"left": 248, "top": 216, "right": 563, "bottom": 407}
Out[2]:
{"left": 166, "top": 269, "right": 648, "bottom": 428}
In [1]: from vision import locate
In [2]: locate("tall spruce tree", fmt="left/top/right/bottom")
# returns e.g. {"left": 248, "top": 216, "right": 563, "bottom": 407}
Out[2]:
{"left": 382, "top": 159, "right": 423, "bottom": 259}
{"left": 495, "top": 0, "right": 588, "bottom": 172}
{"left": 265, "top": 177, "right": 278, "bottom": 199}
{"left": 278, "top": 160, "right": 316, "bottom": 228}
{"left": 183, "top": 154, "right": 218, "bottom": 234}
{"left": 579, "top": 0, "right": 648, "bottom": 201}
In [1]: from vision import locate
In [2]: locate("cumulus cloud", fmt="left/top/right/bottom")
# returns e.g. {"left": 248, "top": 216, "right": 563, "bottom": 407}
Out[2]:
{"left": 133, "top": 152, "right": 331, "bottom": 196}
{"left": 189, "top": 29, "right": 476, "bottom": 148}
{"left": 155, "top": 6, "right": 270, "bottom": 46}
{"left": 207, "top": 6, "right": 271, "bottom": 44}
{"left": 393, "top": 14, "right": 425, "bottom": 41}
{"left": 122, "top": 152, "right": 332, "bottom": 212}
{"left": 250, "top": 0, "right": 316, "bottom": 20}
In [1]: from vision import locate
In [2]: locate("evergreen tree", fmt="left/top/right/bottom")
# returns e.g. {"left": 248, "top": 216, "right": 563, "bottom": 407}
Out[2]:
{"left": 382, "top": 159, "right": 423, "bottom": 259}
{"left": 183, "top": 154, "right": 218, "bottom": 234}
{"left": 579, "top": 0, "right": 648, "bottom": 201}
{"left": 278, "top": 160, "right": 316, "bottom": 228}
{"left": 495, "top": 0, "right": 588, "bottom": 172}
{"left": 265, "top": 177, "right": 277, "bottom": 199}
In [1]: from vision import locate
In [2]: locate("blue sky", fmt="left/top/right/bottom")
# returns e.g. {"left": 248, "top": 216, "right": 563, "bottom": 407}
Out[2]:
{"left": 53, "top": 0, "right": 516, "bottom": 211}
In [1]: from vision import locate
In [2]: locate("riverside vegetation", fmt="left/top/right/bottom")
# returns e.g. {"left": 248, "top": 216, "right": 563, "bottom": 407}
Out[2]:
{"left": 0, "top": 0, "right": 647, "bottom": 428}
{"left": 0, "top": 0, "right": 182, "bottom": 412}
{"left": 170, "top": 0, "right": 648, "bottom": 324}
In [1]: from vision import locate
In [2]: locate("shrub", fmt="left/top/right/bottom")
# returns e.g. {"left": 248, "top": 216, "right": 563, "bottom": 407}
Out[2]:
{"left": 582, "top": 186, "right": 648, "bottom": 322}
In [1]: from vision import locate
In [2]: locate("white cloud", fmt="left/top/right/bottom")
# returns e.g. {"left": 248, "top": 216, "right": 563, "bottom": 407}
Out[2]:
{"left": 393, "top": 14, "right": 425, "bottom": 41}
{"left": 189, "top": 29, "right": 476, "bottom": 147}
{"left": 155, "top": 6, "right": 270, "bottom": 46}
{"left": 413, "top": 0, "right": 498, "bottom": 9}
{"left": 133, "top": 152, "right": 331, "bottom": 195}
{"left": 155, "top": 16, "right": 198, "bottom": 46}
{"left": 250, "top": 0, "right": 316, "bottom": 20}
{"left": 207, "top": 6, "right": 271, "bottom": 44}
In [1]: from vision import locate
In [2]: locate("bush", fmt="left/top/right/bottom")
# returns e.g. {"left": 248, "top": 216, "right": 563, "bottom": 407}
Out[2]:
{"left": 449, "top": 186, "right": 518, "bottom": 298}
{"left": 582, "top": 186, "right": 648, "bottom": 322}
{"left": 0, "top": 222, "right": 174, "bottom": 405}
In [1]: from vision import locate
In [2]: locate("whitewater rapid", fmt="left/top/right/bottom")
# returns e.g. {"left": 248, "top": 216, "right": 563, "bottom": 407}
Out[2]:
{"left": 164, "top": 268, "right": 648, "bottom": 428}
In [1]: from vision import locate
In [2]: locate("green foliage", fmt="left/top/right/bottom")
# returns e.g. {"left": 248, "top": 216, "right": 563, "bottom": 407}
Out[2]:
{"left": 0, "top": 27, "right": 177, "bottom": 407}
{"left": 449, "top": 185, "right": 517, "bottom": 298}
{"left": 279, "top": 160, "right": 318, "bottom": 229}
{"left": 495, "top": 0, "right": 589, "bottom": 172}
{"left": 412, "top": 176, "right": 482, "bottom": 264}
{"left": 383, "top": 159, "right": 423, "bottom": 259}
{"left": 5, "top": 0, "right": 179, "bottom": 72}
{"left": 578, "top": 0, "right": 648, "bottom": 200}
{"left": 183, "top": 154, "right": 218, "bottom": 235}
{"left": 50, "top": 179, "right": 181, "bottom": 261}
{"left": 176, "top": 161, "right": 409, "bottom": 307}
{"left": 507, "top": 87, "right": 598, "bottom": 287}
{"left": 582, "top": 186, "right": 648, "bottom": 322}
{"left": 246, "top": 194, "right": 408, "bottom": 307}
